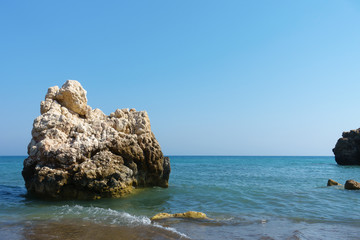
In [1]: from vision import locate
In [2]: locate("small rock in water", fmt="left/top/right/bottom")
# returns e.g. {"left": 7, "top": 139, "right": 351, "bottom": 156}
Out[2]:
{"left": 327, "top": 179, "right": 342, "bottom": 186}
{"left": 151, "top": 211, "right": 208, "bottom": 221}
{"left": 344, "top": 180, "right": 360, "bottom": 190}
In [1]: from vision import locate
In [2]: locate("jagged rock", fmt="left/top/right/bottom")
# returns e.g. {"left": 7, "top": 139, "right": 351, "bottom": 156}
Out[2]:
{"left": 22, "top": 80, "right": 170, "bottom": 199}
{"left": 344, "top": 180, "right": 360, "bottom": 190}
{"left": 333, "top": 129, "right": 360, "bottom": 165}
{"left": 151, "top": 211, "right": 209, "bottom": 221}
{"left": 327, "top": 179, "right": 342, "bottom": 186}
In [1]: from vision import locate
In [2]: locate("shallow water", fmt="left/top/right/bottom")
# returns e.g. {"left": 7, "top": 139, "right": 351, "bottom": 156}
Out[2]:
{"left": 1, "top": 156, "right": 360, "bottom": 239}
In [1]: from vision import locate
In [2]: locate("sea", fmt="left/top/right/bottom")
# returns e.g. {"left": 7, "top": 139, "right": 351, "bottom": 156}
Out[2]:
{"left": 1, "top": 156, "right": 360, "bottom": 240}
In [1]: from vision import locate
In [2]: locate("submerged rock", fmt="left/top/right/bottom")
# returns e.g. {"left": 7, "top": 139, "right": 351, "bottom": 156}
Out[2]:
{"left": 333, "top": 129, "right": 360, "bottom": 165}
{"left": 327, "top": 179, "right": 342, "bottom": 186}
{"left": 151, "top": 211, "right": 209, "bottom": 221}
{"left": 22, "top": 80, "right": 170, "bottom": 199}
{"left": 344, "top": 180, "right": 360, "bottom": 190}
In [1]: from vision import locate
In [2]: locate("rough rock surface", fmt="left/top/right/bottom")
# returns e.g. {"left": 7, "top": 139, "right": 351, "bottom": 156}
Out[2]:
{"left": 344, "top": 180, "right": 360, "bottom": 190}
{"left": 327, "top": 179, "right": 342, "bottom": 186}
{"left": 333, "top": 129, "right": 360, "bottom": 165}
{"left": 150, "top": 211, "right": 209, "bottom": 221}
{"left": 22, "top": 80, "right": 170, "bottom": 199}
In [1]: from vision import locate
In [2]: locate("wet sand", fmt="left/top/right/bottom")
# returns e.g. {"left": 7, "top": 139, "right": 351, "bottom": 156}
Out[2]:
{"left": 1, "top": 219, "right": 188, "bottom": 240}
{"left": 2, "top": 217, "right": 360, "bottom": 240}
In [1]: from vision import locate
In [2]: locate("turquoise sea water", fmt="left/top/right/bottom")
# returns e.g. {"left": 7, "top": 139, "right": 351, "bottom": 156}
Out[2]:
{"left": 1, "top": 156, "right": 360, "bottom": 240}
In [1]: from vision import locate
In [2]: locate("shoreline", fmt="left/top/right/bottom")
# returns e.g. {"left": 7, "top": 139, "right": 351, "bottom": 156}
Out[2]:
{"left": 2, "top": 215, "right": 360, "bottom": 240}
{"left": 1, "top": 218, "right": 188, "bottom": 240}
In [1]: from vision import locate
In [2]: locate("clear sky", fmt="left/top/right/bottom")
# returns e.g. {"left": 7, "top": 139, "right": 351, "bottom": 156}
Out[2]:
{"left": 1, "top": 0, "right": 360, "bottom": 156}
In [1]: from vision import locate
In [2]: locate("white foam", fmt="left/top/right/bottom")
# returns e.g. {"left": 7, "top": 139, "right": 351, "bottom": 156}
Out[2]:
{"left": 55, "top": 205, "right": 189, "bottom": 238}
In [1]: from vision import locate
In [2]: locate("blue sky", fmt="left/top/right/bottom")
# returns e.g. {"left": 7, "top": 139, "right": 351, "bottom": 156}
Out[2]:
{"left": 1, "top": 0, "right": 360, "bottom": 155}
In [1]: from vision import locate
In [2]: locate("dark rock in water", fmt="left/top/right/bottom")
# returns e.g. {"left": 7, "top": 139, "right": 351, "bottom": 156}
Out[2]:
{"left": 22, "top": 80, "right": 170, "bottom": 199}
{"left": 344, "top": 180, "right": 360, "bottom": 190}
{"left": 327, "top": 179, "right": 342, "bottom": 186}
{"left": 333, "top": 129, "right": 360, "bottom": 165}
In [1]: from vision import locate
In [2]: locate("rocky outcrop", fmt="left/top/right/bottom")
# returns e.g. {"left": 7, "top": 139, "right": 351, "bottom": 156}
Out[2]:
{"left": 151, "top": 211, "right": 209, "bottom": 221}
{"left": 327, "top": 179, "right": 342, "bottom": 186}
{"left": 333, "top": 129, "right": 360, "bottom": 165}
{"left": 22, "top": 80, "right": 170, "bottom": 199}
{"left": 344, "top": 180, "right": 360, "bottom": 190}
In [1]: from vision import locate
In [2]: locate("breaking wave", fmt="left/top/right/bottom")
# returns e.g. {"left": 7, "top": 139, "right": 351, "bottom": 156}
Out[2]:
{"left": 54, "top": 205, "right": 189, "bottom": 238}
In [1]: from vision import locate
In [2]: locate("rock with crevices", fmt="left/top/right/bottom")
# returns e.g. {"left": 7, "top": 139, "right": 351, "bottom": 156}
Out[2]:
{"left": 22, "top": 80, "right": 170, "bottom": 199}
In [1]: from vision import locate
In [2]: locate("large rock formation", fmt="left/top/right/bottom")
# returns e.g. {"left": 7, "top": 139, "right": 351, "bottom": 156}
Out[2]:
{"left": 22, "top": 80, "right": 170, "bottom": 199}
{"left": 333, "top": 129, "right": 360, "bottom": 165}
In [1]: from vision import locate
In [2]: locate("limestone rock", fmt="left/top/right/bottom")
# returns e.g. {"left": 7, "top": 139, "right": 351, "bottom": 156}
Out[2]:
{"left": 22, "top": 80, "right": 170, "bottom": 199}
{"left": 344, "top": 180, "right": 360, "bottom": 190}
{"left": 333, "top": 129, "right": 360, "bottom": 165}
{"left": 151, "top": 211, "right": 208, "bottom": 221}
